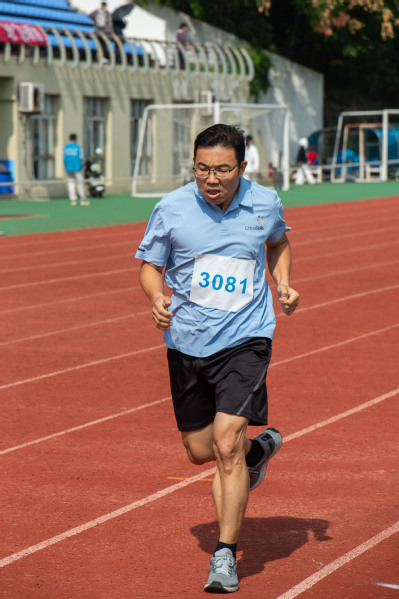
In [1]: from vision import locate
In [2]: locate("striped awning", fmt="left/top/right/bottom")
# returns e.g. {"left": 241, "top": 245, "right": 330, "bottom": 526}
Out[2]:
{"left": 0, "top": 21, "right": 47, "bottom": 45}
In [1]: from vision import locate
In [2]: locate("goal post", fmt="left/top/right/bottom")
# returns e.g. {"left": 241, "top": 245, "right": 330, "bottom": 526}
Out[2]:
{"left": 131, "top": 102, "right": 290, "bottom": 197}
{"left": 331, "top": 109, "right": 399, "bottom": 182}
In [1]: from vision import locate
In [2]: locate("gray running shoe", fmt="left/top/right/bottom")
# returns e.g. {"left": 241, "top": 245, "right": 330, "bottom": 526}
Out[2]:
{"left": 204, "top": 548, "right": 239, "bottom": 593}
{"left": 248, "top": 427, "right": 283, "bottom": 491}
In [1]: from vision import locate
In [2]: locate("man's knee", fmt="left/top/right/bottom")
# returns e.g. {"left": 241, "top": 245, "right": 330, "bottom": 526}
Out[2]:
{"left": 213, "top": 433, "right": 245, "bottom": 470}
{"left": 182, "top": 428, "right": 214, "bottom": 465}
{"left": 185, "top": 444, "right": 209, "bottom": 465}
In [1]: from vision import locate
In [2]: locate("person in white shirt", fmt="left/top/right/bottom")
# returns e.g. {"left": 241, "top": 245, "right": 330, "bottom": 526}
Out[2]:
{"left": 90, "top": 2, "right": 113, "bottom": 36}
{"left": 245, "top": 135, "right": 260, "bottom": 182}
{"left": 295, "top": 137, "right": 316, "bottom": 185}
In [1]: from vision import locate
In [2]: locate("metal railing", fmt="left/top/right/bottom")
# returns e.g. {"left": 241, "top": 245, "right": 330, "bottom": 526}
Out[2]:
{"left": 1, "top": 28, "right": 254, "bottom": 81}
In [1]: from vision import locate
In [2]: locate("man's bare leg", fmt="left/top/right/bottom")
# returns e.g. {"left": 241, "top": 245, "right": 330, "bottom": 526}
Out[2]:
{"left": 211, "top": 412, "right": 251, "bottom": 543}
{"left": 182, "top": 415, "right": 251, "bottom": 541}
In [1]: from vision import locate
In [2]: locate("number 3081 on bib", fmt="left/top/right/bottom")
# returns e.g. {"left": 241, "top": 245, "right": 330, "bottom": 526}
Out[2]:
{"left": 190, "top": 254, "right": 256, "bottom": 312}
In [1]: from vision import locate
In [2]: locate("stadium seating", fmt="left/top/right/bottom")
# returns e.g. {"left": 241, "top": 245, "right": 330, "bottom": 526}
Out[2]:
{"left": 0, "top": 0, "right": 144, "bottom": 59}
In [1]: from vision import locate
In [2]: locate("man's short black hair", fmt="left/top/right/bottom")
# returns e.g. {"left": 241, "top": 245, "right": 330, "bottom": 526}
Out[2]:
{"left": 69, "top": 133, "right": 77, "bottom": 141}
{"left": 179, "top": 22, "right": 188, "bottom": 29}
{"left": 194, "top": 124, "right": 245, "bottom": 163}
{"left": 245, "top": 135, "right": 253, "bottom": 144}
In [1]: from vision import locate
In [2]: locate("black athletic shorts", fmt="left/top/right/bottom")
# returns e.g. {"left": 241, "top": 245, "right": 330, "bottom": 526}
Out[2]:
{"left": 167, "top": 337, "right": 272, "bottom": 432}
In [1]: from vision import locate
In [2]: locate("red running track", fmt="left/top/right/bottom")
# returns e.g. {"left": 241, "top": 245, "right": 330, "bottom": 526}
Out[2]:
{"left": 0, "top": 197, "right": 398, "bottom": 598}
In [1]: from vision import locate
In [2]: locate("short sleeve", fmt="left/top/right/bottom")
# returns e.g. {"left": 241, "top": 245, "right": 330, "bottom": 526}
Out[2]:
{"left": 266, "top": 192, "right": 291, "bottom": 244}
{"left": 134, "top": 202, "right": 171, "bottom": 266}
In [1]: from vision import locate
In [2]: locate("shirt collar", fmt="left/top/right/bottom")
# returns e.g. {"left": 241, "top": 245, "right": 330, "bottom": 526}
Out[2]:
{"left": 194, "top": 177, "right": 253, "bottom": 213}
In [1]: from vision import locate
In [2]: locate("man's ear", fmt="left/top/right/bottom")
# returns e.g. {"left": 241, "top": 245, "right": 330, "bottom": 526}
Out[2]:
{"left": 240, "top": 161, "right": 248, "bottom": 174}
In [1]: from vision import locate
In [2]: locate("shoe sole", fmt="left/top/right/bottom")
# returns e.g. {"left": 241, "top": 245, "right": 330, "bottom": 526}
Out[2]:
{"left": 249, "top": 428, "right": 283, "bottom": 491}
{"left": 204, "top": 580, "right": 239, "bottom": 593}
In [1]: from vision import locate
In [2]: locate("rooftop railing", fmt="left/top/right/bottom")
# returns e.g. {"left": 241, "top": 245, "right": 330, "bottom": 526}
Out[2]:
{"left": 0, "top": 26, "right": 254, "bottom": 81}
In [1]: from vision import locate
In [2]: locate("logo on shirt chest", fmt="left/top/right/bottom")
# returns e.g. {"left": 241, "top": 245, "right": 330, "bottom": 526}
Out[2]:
{"left": 246, "top": 216, "right": 264, "bottom": 231}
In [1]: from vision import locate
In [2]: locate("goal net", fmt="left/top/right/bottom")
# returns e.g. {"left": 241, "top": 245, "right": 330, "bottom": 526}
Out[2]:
{"left": 131, "top": 102, "right": 289, "bottom": 197}
{"left": 331, "top": 109, "right": 399, "bottom": 182}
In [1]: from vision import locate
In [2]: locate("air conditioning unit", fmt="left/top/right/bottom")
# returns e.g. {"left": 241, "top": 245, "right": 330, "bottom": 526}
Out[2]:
{"left": 19, "top": 82, "right": 45, "bottom": 113}
{"left": 199, "top": 90, "right": 214, "bottom": 117}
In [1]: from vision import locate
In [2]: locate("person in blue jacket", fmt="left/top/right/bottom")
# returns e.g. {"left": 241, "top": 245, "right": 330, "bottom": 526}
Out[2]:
{"left": 63, "top": 134, "right": 89, "bottom": 206}
{"left": 135, "top": 124, "right": 299, "bottom": 593}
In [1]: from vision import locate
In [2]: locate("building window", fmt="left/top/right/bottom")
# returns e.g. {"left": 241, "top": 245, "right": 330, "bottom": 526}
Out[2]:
{"left": 31, "top": 96, "right": 56, "bottom": 180}
{"left": 131, "top": 99, "right": 151, "bottom": 175}
{"left": 84, "top": 97, "right": 106, "bottom": 164}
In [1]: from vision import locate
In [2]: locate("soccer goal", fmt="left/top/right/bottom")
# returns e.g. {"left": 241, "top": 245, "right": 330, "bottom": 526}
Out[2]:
{"left": 131, "top": 102, "right": 290, "bottom": 197}
{"left": 330, "top": 109, "right": 399, "bottom": 182}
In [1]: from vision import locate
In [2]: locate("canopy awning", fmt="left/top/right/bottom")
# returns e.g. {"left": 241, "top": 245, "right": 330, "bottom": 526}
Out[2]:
{"left": 0, "top": 21, "right": 47, "bottom": 46}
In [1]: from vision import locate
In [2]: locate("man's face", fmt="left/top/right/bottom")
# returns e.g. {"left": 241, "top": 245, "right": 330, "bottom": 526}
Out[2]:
{"left": 193, "top": 146, "right": 247, "bottom": 212}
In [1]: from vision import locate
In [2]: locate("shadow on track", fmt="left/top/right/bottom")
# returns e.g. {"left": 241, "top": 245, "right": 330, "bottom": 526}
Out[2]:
{"left": 191, "top": 516, "right": 332, "bottom": 579}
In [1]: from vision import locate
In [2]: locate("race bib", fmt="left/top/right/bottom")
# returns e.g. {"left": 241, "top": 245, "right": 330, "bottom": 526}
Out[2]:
{"left": 190, "top": 254, "right": 255, "bottom": 312}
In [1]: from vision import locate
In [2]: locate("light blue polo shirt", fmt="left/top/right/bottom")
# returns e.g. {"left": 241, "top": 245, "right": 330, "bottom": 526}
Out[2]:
{"left": 135, "top": 178, "right": 289, "bottom": 357}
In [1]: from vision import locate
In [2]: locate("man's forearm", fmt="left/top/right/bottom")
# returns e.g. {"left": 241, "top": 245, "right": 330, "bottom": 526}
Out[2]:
{"left": 266, "top": 237, "right": 292, "bottom": 287}
{"left": 139, "top": 261, "right": 165, "bottom": 304}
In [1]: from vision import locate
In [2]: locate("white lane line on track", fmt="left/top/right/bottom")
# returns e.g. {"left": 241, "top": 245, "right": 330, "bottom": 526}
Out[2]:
{"left": 0, "top": 252, "right": 132, "bottom": 273}
{"left": 288, "top": 213, "right": 399, "bottom": 235}
{"left": 2, "top": 217, "right": 398, "bottom": 263}
{"left": 0, "top": 311, "right": 149, "bottom": 346}
{"left": 1, "top": 327, "right": 397, "bottom": 450}
{"left": 1, "top": 323, "right": 397, "bottom": 391}
{"left": 1, "top": 196, "right": 396, "bottom": 251}
{"left": 269, "top": 323, "right": 398, "bottom": 368}
{"left": 0, "top": 267, "right": 134, "bottom": 291}
{"left": 283, "top": 388, "right": 399, "bottom": 443}
{"left": 292, "top": 258, "right": 399, "bottom": 285}
{"left": 1, "top": 239, "right": 397, "bottom": 292}
{"left": 289, "top": 283, "right": 399, "bottom": 314}
{"left": 295, "top": 239, "right": 399, "bottom": 263}
{"left": 1, "top": 224, "right": 397, "bottom": 273}
{"left": 1, "top": 257, "right": 397, "bottom": 316}
{"left": 0, "top": 225, "right": 145, "bottom": 249}
{"left": 2, "top": 284, "right": 397, "bottom": 347}
{"left": 292, "top": 224, "right": 398, "bottom": 247}
{"left": 0, "top": 286, "right": 140, "bottom": 315}
{"left": 374, "top": 583, "right": 399, "bottom": 590}
{"left": 0, "top": 343, "right": 165, "bottom": 391}
{"left": 274, "top": 520, "right": 399, "bottom": 599}
{"left": 0, "top": 396, "right": 172, "bottom": 455}
{"left": 0, "top": 238, "right": 142, "bottom": 261}
{"left": 0, "top": 388, "right": 397, "bottom": 568}
{"left": 285, "top": 196, "right": 399, "bottom": 220}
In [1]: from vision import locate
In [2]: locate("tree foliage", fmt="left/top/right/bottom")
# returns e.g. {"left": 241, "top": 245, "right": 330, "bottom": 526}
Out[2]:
{"left": 143, "top": 0, "right": 399, "bottom": 123}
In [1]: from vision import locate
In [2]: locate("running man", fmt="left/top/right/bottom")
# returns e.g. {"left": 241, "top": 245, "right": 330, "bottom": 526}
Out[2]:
{"left": 135, "top": 124, "right": 299, "bottom": 593}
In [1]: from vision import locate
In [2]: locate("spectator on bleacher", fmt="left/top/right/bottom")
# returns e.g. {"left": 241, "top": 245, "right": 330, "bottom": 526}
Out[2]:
{"left": 90, "top": 1, "right": 114, "bottom": 36}
{"left": 176, "top": 22, "right": 190, "bottom": 69}
{"left": 63, "top": 134, "right": 89, "bottom": 207}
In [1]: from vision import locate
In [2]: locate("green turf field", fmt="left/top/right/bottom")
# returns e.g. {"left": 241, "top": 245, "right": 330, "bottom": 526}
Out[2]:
{"left": 0, "top": 181, "right": 398, "bottom": 237}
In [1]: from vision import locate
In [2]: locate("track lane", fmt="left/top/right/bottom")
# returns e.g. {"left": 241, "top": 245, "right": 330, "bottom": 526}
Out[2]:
{"left": 1, "top": 195, "right": 398, "bottom": 597}
{"left": 1, "top": 392, "right": 397, "bottom": 599}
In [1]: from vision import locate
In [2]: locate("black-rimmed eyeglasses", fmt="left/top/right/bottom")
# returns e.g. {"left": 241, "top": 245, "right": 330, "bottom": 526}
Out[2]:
{"left": 192, "top": 163, "right": 240, "bottom": 179}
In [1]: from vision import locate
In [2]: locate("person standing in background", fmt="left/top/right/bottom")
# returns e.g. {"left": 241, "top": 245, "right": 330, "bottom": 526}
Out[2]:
{"left": 245, "top": 135, "right": 260, "bottom": 182}
{"left": 63, "top": 134, "right": 89, "bottom": 206}
{"left": 295, "top": 137, "right": 315, "bottom": 185}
